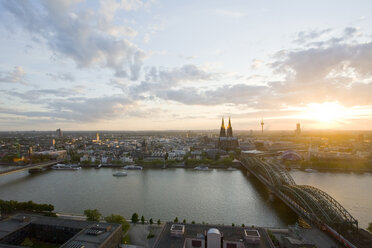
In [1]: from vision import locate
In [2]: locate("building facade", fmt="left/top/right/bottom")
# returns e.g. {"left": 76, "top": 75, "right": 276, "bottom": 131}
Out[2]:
{"left": 218, "top": 117, "right": 239, "bottom": 151}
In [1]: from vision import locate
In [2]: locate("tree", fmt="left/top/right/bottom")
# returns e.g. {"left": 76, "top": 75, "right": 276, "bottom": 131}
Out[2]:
{"left": 368, "top": 222, "right": 372, "bottom": 233}
{"left": 242, "top": 224, "right": 245, "bottom": 227}
{"left": 232, "top": 223, "right": 235, "bottom": 227}
{"left": 191, "top": 221, "right": 195, "bottom": 224}
{"left": 84, "top": 209, "right": 101, "bottom": 221}
{"left": 149, "top": 218, "right": 153, "bottom": 225}
{"left": 141, "top": 215, "right": 145, "bottom": 224}
{"left": 104, "top": 214, "right": 130, "bottom": 233}
{"left": 174, "top": 217, "right": 178, "bottom": 223}
{"left": 131, "top": 213, "right": 139, "bottom": 223}
{"left": 182, "top": 219, "right": 186, "bottom": 224}
{"left": 157, "top": 219, "right": 161, "bottom": 225}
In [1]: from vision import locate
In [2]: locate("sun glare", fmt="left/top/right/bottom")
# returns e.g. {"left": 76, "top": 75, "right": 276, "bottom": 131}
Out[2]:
{"left": 301, "top": 102, "right": 347, "bottom": 123}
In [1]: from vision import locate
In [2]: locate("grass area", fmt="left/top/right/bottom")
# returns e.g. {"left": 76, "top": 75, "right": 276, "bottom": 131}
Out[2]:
{"left": 122, "top": 234, "right": 131, "bottom": 244}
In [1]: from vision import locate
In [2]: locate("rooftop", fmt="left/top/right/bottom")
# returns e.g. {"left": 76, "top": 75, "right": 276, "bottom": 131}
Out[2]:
{"left": 0, "top": 214, "right": 122, "bottom": 248}
{"left": 153, "top": 222, "right": 274, "bottom": 248}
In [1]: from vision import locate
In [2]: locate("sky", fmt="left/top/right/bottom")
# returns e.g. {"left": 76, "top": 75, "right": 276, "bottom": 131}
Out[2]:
{"left": 0, "top": 0, "right": 372, "bottom": 131}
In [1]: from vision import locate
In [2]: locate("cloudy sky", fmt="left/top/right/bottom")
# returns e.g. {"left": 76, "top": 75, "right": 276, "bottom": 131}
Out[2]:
{"left": 0, "top": 0, "right": 372, "bottom": 131}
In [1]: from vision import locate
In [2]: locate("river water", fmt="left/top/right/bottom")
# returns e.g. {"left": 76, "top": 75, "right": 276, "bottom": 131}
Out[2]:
{"left": 0, "top": 167, "right": 371, "bottom": 228}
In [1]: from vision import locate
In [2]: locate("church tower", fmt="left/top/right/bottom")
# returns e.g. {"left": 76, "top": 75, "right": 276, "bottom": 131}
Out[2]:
{"left": 227, "top": 117, "right": 233, "bottom": 137}
{"left": 219, "top": 117, "right": 226, "bottom": 137}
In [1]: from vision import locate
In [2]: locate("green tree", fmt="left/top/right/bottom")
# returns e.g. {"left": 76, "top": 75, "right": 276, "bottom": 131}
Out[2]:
{"left": 232, "top": 223, "right": 235, "bottom": 227}
{"left": 131, "top": 213, "right": 139, "bottom": 223}
{"left": 183, "top": 219, "right": 186, "bottom": 224}
{"left": 191, "top": 221, "right": 195, "bottom": 224}
{"left": 368, "top": 222, "right": 372, "bottom": 232}
{"left": 157, "top": 219, "right": 161, "bottom": 225}
{"left": 147, "top": 233, "right": 155, "bottom": 239}
{"left": 21, "top": 237, "right": 33, "bottom": 247}
{"left": 84, "top": 209, "right": 101, "bottom": 221}
{"left": 242, "top": 224, "right": 245, "bottom": 227}
{"left": 174, "top": 217, "right": 178, "bottom": 223}
{"left": 141, "top": 215, "right": 145, "bottom": 224}
{"left": 105, "top": 214, "right": 130, "bottom": 233}
{"left": 149, "top": 218, "right": 153, "bottom": 225}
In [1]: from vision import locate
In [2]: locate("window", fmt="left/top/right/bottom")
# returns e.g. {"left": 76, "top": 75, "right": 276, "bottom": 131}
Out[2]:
{"left": 226, "top": 243, "right": 237, "bottom": 248}
{"left": 191, "top": 240, "right": 202, "bottom": 247}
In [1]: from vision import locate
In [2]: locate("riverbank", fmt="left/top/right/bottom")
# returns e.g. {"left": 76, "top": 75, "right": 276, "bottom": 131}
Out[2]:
{"left": 287, "top": 166, "right": 372, "bottom": 173}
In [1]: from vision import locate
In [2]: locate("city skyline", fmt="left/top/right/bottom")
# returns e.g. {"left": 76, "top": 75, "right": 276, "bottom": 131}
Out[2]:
{"left": 1, "top": 0, "right": 372, "bottom": 131}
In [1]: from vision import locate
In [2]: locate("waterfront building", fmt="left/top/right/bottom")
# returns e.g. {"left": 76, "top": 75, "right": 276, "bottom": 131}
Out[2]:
{"left": 218, "top": 117, "right": 239, "bottom": 151}
{"left": 0, "top": 214, "right": 122, "bottom": 248}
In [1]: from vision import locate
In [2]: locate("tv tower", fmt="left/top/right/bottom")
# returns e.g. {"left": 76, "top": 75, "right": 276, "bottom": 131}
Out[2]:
{"left": 260, "top": 118, "right": 264, "bottom": 135}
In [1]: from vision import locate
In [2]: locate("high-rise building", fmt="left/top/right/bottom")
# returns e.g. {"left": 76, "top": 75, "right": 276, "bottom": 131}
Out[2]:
{"left": 96, "top": 132, "right": 100, "bottom": 142}
{"left": 295, "top": 123, "right": 301, "bottom": 136}
{"left": 56, "top": 128, "right": 63, "bottom": 138}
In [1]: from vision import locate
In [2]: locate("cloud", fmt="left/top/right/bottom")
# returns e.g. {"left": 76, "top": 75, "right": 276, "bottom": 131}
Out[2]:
{"left": 1, "top": 94, "right": 136, "bottom": 122}
{"left": 266, "top": 30, "right": 372, "bottom": 108}
{"left": 0, "top": 66, "right": 25, "bottom": 84}
{"left": 251, "top": 59, "right": 263, "bottom": 70}
{"left": 46, "top": 72, "right": 75, "bottom": 82}
{"left": 146, "top": 64, "right": 215, "bottom": 84}
{"left": 293, "top": 28, "right": 332, "bottom": 44}
{"left": 2, "top": 0, "right": 145, "bottom": 80}
{"left": 156, "top": 84, "right": 266, "bottom": 106}
{"left": 127, "top": 64, "right": 217, "bottom": 96}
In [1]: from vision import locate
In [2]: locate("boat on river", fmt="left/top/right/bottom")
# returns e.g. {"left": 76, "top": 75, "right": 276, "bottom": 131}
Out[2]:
{"left": 194, "top": 166, "right": 210, "bottom": 171}
{"left": 113, "top": 171, "right": 127, "bottom": 177}
{"left": 123, "top": 165, "right": 143, "bottom": 170}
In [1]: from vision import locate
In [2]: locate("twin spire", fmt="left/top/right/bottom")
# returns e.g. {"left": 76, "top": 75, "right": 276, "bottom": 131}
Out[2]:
{"left": 220, "top": 117, "right": 233, "bottom": 137}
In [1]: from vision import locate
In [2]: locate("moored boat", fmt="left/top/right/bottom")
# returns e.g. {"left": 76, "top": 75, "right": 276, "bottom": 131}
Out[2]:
{"left": 123, "top": 165, "right": 143, "bottom": 170}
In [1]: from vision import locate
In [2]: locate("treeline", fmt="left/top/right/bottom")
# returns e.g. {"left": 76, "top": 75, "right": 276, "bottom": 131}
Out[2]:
{"left": 184, "top": 157, "right": 233, "bottom": 167}
{"left": 301, "top": 157, "right": 372, "bottom": 170}
{"left": 0, "top": 199, "right": 54, "bottom": 215}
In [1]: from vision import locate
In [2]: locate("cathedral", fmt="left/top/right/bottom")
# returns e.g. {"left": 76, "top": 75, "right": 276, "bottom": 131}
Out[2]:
{"left": 218, "top": 117, "right": 239, "bottom": 150}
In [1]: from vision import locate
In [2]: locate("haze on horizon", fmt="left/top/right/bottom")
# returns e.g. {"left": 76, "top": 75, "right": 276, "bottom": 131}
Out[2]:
{"left": 0, "top": 0, "right": 372, "bottom": 131}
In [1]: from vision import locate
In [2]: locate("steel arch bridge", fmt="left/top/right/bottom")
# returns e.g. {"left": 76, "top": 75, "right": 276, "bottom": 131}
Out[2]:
{"left": 241, "top": 156, "right": 358, "bottom": 233}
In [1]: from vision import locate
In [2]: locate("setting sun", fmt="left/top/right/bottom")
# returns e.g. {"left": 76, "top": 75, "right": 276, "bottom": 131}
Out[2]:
{"left": 297, "top": 102, "right": 353, "bottom": 126}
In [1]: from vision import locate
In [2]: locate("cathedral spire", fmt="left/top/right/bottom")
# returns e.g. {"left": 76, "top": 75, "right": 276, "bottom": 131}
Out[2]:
{"left": 219, "top": 117, "right": 226, "bottom": 137}
{"left": 227, "top": 116, "right": 233, "bottom": 137}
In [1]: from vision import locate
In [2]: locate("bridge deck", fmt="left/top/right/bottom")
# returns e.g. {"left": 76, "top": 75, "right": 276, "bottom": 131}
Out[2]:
{"left": 0, "top": 160, "right": 61, "bottom": 176}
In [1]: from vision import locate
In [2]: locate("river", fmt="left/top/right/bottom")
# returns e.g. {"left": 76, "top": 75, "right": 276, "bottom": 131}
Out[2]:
{"left": 0, "top": 167, "right": 371, "bottom": 228}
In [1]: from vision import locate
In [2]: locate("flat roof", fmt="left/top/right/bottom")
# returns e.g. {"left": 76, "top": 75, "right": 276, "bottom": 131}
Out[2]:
{"left": 153, "top": 222, "right": 273, "bottom": 248}
{"left": 0, "top": 214, "right": 121, "bottom": 248}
